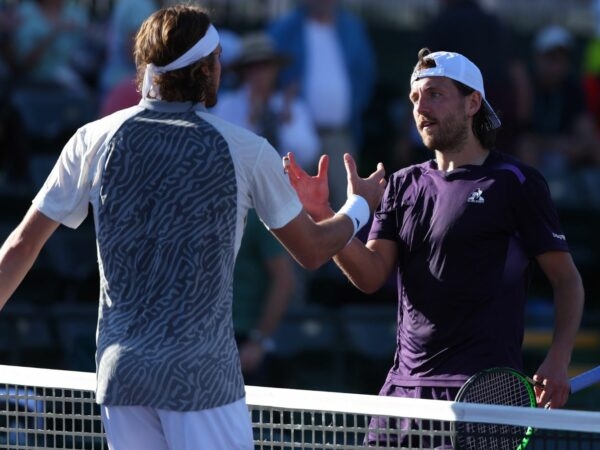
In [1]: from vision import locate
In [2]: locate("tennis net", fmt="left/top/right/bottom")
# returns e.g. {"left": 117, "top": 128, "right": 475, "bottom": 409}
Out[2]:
{"left": 0, "top": 364, "right": 599, "bottom": 449}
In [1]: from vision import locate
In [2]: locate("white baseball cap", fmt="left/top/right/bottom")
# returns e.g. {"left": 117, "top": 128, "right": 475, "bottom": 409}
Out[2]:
{"left": 410, "top": 51, "right": 501, "bottom": 131}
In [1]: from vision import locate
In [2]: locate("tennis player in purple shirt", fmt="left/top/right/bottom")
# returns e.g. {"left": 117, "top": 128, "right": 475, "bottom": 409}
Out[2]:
{"left": 285, "top": 48, "right": 584, "bottom": 446}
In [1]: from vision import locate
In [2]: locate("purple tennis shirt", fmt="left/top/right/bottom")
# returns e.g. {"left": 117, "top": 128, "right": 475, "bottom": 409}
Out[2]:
{"left": 368, "top": 151, "right": 569, "bottom": 387}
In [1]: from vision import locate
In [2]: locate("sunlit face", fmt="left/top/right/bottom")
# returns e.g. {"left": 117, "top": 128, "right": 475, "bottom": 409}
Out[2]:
{"left": 409, "top": 76, "right": 471, "bottom": 153}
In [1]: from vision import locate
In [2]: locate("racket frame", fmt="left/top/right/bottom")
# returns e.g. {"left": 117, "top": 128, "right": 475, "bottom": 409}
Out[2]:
{"left": 452, "top": 367, "right": 537, "bottom": 450}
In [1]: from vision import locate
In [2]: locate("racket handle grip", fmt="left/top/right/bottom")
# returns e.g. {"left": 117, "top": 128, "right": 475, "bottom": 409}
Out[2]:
{"left": 570, "top": 365, "right": 600, "bottom": 394}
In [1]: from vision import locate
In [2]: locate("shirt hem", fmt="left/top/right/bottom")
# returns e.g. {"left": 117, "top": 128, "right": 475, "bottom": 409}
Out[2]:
{"left": 385, "top": 372, "right": 468, "bottom": 388}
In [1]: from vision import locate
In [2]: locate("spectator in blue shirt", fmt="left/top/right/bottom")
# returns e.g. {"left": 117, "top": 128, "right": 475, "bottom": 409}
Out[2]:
{"left": 268, "top": 0, "right": 377, "bottom": 209}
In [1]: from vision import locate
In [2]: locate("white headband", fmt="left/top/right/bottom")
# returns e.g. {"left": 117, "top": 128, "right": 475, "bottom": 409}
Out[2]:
{"left": 142, "top": 24, "right": 220, "bottom": 99}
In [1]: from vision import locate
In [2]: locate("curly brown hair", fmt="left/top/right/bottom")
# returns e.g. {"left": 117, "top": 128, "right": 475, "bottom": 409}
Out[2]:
{"left": 134, "top": 4, "right": 219, "bottom": 103}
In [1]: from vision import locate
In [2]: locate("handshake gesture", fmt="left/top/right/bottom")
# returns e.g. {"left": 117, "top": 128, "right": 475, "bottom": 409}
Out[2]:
{"left": 283, "top": 152, "right": 386, "bottom": 227}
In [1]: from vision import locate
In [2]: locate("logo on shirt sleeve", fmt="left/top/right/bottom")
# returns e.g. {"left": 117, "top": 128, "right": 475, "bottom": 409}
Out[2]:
{"left": 467, "top": 188, "right": 485, "bottom": 204}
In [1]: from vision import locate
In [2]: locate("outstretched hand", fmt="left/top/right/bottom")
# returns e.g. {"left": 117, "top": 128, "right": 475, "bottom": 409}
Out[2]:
{"left": 284, "top": 152, "right": 334, "bottom": 221}
{"left": 343, "top": 153, "right": 386, "bottom": 213}
{"left": 284, "top": 152, "right": 386, "bottom": 220}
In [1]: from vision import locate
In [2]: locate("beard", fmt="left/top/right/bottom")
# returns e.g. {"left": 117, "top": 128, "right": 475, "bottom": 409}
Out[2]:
{"left": 200, "top": 63, "right": 221, "bottom": 107}
{"left": 418, "top": 112, "right": 470, "bottom": 153}
{"left": 204, "top": 75, "right": 219, "bottom": 108}
{"left": 205, "top": 91, "right": 217, "bottom": 108}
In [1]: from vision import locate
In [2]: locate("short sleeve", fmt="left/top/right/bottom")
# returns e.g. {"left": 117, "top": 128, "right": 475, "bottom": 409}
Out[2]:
{"left": 250, "top": 141, "right": 302, "bottom": 230}
{"left": 32, "top": 130, "right": 93, "bottom": 229}
{"left": 368, "top": 173, "right": 401, "bottom": 242}
{"left": 514, "top": 168, "right": 570, "bottom": 256}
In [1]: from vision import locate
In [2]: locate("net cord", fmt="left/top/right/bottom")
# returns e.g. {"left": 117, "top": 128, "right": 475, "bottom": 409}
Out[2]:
{"left": 247, "top": 384, "right": 600, "bottom": 433}
{"left": 1, "top": 365, "right": 599, "bottom": 435}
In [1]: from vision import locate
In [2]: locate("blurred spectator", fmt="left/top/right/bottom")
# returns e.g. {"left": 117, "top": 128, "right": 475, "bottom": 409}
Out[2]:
{"left": 198, "top": 1, "right": 242, "bottom": 92}
{"left": 583, "top": 0, "right": 600, "bottom": 134}
{"left": 421, "top": 0, "right": 532, "bottom": 153}
{"left": 583, "top": 46, "right": 600, "bottom": 133}
{"left": 214, "top": 28, "right": 242, "bottom": 92}
{"left": 0, "top": 4, "right": 20, "bottom": 79}
{"left": 212, "top": 32, "right": 319, "bottom": 168}
{"left": 99, "top": 76, "right": 140, "bottom": 117}
{"left": 268, "top": 0, "right": 377, "bottom": 209}
{"left": 99, "top": 0, "right": 160, "bottom": 96}
{"left": 7, "top": 0, "right": 101, "bottom": 176}
{"left": 233, "top": 210, "right": 295, "bottom": 386}
{"left": 12, "top": 0, "right": 92, "bottom": 92}
{"left": 517, "top": 25, "right": 600, "bottom": 208}
{"left": 0, "top": 4, "right": 29, "bottom": 189}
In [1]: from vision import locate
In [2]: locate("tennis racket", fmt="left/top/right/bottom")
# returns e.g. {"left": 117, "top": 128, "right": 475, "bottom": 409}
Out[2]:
{"left": 452, "top": 365, "right": 600, "bottom": 450}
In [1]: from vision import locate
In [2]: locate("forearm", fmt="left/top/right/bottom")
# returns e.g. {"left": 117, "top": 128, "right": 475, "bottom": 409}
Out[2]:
{"left": 282, "top": 150, "right": 387, "bottom": 270}
{"left": 0, "top": 208, "right": 59, "bottom": 309}
{"left": 333, "top": 239, "right": 389, "bottom": 294}
{"left": 289, "top": 199, "right": 392, "bottom": 292}
{"left": 548, "top": 273, "right": 585, "bottom": 366}
{"left": 307, "top": 213, "right": 356, "bottom": 268}
{"left": 273, "top": 210, "right": 355, "bottom": 270}
{"left": 533, "top": 268, "right": 584, "bottom": 408}
{"left": 0, "top": 232, "right": 39, "bottom": 309}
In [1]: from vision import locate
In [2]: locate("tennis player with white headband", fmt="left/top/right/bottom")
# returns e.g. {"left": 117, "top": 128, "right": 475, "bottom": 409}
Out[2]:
{"left": 0, "top": 4, "right": 386, "bottom": 450}
{"left": 141, "top": 23, "right": 220, "bottom": 99}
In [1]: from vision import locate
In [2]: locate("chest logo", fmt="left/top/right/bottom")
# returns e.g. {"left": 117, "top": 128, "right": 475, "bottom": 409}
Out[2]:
{"left": 467, "top": 188, "right": 485, "bottom": 204}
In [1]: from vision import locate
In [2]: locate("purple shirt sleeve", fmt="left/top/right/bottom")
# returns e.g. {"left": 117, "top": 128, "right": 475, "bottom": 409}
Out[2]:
{"left": 512, "top": 165, "right": 569, "bottom": 257}
{"left": 368, "top": 171, "right": 403, "bottom": 242}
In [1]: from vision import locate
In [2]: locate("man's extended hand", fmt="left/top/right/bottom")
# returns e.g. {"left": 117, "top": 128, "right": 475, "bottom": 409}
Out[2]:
{"left": 284, "top": 152, "right": 386, "bottom": 221}
{"left": 284, "top": 152, "right": 334, "bottom": 221}
{"left": 343, "top": 153, "right": 386, "bottom": 213}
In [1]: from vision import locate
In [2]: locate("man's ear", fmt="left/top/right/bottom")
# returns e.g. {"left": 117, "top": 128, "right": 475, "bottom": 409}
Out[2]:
{"left": 199, "top": 61, "right": 211, "bottom": 77}
{"left": 467, "top": 91, "right": 483, "bottom": 118}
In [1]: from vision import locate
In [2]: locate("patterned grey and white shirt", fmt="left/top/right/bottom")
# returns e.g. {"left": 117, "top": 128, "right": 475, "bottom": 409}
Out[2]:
{"left": 33, "top": 99, "right": 302, "bottom": 411}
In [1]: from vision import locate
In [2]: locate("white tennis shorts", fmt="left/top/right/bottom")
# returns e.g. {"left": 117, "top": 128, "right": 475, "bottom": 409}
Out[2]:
{"left": 100, "top": 398, "right": 254, "bottom": 450}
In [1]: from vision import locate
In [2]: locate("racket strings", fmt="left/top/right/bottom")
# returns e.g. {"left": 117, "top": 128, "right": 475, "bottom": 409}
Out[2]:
{"left": 455, "top": 371, "right": 534, "bottom": 450}
{"left": 462, "top": 371, "right": 533, "bottom": 406}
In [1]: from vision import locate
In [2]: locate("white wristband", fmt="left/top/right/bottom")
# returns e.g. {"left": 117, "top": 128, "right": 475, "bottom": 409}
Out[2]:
{"left": 336, "top": 194, "right": 370, "bottom": 238}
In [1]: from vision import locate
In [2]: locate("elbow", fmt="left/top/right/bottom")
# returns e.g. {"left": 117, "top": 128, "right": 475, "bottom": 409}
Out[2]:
{"left": 293, "top": 248, "right": 331, "bottom": 271}
{"left": 296, "top": 255, "right": 326, "bottom": 271}
{"left": 360, "top": 283, "right": 380, "bottom": 295}
{"left": 350, "top": 277, "right": 383, "bottom": 295}
{"left": 341, "top": 268, "right": 386, "bottom": 295}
